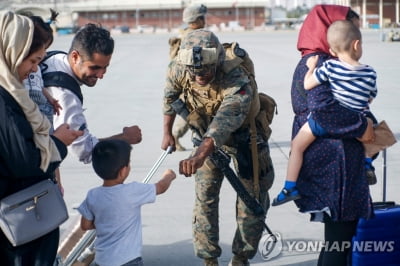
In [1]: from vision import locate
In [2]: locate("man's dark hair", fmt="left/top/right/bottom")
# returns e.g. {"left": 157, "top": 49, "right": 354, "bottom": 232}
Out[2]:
{"left": 69, "top": 23, "right": 114, "bottom": 60}
{"left": 92, "top": 139, "right": 132, "bottom": 180}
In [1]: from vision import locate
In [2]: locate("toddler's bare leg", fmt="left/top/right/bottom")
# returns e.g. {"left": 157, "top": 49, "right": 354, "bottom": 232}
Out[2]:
{"left": 286, "top": 122, "right": 316, "bottom": 182}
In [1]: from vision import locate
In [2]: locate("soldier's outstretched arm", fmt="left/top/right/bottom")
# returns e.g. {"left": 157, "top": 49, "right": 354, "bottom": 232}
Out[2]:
{"left": 179, "top": 137, "right": 214, "bottom": 177}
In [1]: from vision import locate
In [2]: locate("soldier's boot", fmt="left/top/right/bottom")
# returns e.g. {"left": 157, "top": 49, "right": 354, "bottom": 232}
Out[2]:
{"left": 203, "top": 258, "right": 219, "bottom": 266}
{"left": 174, "top": 135, "right": 186, "bottom": 151}
{"left": 228, "top": 255, "right": 250, "bottom": 266}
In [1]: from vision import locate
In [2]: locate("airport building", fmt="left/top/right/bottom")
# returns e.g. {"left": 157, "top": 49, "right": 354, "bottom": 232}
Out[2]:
{"left": 3, "top": 0, "right": 400, "bottom": 31}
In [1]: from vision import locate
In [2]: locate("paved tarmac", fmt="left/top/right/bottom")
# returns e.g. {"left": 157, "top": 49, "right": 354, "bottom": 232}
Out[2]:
{"left": 52, "top": 29, "right": 400, "bottom": 266}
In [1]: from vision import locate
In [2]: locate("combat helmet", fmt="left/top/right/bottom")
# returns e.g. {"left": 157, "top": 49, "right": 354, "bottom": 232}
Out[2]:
{"left": 182, "top": 4, "right": 207, "bottom": 23}
{"left": 176, "top": 29, "right": 225, "bottom": 76}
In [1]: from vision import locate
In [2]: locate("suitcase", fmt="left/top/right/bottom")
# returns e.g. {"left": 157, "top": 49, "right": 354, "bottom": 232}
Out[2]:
{"left": 352, "top": 150, "right": 400, "bottom": 266}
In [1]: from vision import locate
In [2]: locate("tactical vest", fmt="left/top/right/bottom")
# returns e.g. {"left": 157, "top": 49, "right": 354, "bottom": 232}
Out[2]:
{"left": 179, "top": 42, "right": 276, "bottom": 193}
{"left": 180, "top": 42, "right": 275, "bottom": 140}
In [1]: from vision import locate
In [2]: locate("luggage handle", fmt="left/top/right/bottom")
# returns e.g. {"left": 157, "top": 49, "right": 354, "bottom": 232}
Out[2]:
{"left": 382, "top": 149, "right": 387, "bottom": 202}
{"left": 373, "top": 201, "right": 396, "bottom": 210}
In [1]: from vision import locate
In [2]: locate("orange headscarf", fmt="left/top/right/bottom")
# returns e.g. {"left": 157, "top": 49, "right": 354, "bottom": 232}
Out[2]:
{"left": 297, "top": 5, "right": 350, "bottom": 56}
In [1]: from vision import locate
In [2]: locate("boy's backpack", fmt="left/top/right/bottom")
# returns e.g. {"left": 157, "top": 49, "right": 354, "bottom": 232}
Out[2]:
{"left": 222, "top": 42, "right": 277, "bottom": 140}
{"left": 40, "top": 51, "right": 83, "bottom": 104}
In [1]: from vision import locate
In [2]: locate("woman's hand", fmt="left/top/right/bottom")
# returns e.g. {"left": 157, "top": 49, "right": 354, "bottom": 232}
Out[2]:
{"left": 357, "top": 118, "right": 375, "bottom": 143}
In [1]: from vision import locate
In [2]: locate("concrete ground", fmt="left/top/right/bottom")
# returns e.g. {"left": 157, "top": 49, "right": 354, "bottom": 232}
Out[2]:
{"left": 52, "top": 29, "right": 400, "bottom": 266}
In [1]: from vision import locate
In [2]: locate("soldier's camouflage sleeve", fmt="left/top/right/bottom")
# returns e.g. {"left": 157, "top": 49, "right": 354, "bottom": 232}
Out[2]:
{"left": 204, "top": 68, "right": 253, "bottom": 147}
{"left": 163, "top": 60, "right": 186, "bottom": 115}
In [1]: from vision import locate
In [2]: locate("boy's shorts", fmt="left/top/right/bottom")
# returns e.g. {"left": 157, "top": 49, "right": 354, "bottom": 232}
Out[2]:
{"left": 308, "top": 115, "right": 328, "bottom": 137}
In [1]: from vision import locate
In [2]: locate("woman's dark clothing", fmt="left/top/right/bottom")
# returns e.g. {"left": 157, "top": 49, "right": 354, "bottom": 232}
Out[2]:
{"left": 291, "top": 53, "right": 373, "bottom": 222}
{"left": 291, "top": 5, "right": 374, "bottom": 223}
{"left": 0, "top": 86, "right": 67, "bottom": 265}
{"left": 317, "top": 214, "right": 358, "bottom": 266}
{"left": 291, "top": 5, "right": 375, "bottom": 266}
{"left": 0, "top": 228, "right": 60, "bottom": 266}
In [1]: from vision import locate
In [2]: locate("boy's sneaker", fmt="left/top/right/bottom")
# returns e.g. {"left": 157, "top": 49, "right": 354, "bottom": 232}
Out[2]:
{"left": 272, "top": 187, "right": 301, "bottom": 206}
{"left": 366, "top": 169, "right": 377, "bottom": 185}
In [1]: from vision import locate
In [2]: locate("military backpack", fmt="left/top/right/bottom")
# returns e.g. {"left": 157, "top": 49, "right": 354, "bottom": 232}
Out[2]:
{"left": 222, "top": 42, "right": 277, "bottom": 140}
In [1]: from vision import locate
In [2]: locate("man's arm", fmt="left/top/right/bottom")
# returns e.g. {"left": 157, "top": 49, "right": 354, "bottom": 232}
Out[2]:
{"left": 204, "top": 77, "right": 253, "bottom": 147}
{"left": 80, "top": 216, "right": 95, "bottom": 231}
{"left": 49, "top": 86, "right": 97, "bottom": 164}
{"left": 161, "top": 114, "right": 176, "bottom": 150}
{"left": 99, "top": 125, "right": 142, "bottom": 144}
{"left": 50, "top": 87, "right": 142, "bottom": 163}
{"left": 161, "top": 61, "right": 185, "bottom": 151}
{"left": 304, "top": 55, "right": 320, "bottom": 90}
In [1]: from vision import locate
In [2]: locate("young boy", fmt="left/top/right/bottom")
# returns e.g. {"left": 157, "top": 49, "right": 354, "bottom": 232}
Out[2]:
{"left": 272, "top": 20, "right": 378, "bottom": 206}
{"left": 78, "top": 139, "right": 176, "bottom": 266}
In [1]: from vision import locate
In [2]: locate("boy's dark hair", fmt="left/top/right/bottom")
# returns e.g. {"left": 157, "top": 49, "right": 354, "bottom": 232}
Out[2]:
{"left": 69, "top": 23, "right": 114, "bottom": 60}
{"left": 92, "top": 139, "right": 132, "bottom": 180}
{"left": 25, "top": 9, "right": 58, "bottom": 57}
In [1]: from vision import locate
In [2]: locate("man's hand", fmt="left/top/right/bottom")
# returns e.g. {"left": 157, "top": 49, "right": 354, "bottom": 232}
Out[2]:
{"left": 122, "top": 125, "right": 142, "bottom": 144}
{"left": 161, "top": 133, "right": 176, "bottom": 152}
{"left": 53, "top": 123, "right": 84, "bottom": 146}
{"left": 179, "top": 137, "right": 214, "bottom": 177}
{"left": 162, "top": 114, "right": 176, "bottom": 151}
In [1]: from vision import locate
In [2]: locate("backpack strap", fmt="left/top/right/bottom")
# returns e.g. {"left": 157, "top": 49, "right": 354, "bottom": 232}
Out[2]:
{"left": 222, "top": 42, "right": 261, "bottom": 198}
{"left": 40, "top": 50, "right": 66, "bottom": 72}
{"left": 42, "top": 71, "right": 83, "bottom": 104}
{"left": 41, "top": 50, "right": 83, "bottom": 104}
{"left": 249, "top": 115, "right": 260, "bottom": 200}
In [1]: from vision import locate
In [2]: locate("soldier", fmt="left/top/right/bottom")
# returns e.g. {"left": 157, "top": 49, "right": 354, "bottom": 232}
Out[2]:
{"left": 161, "top": 29, "right": 274, "bottom": 266}
{"left": 169, "top": 3, "right": 208, "bottom": 151}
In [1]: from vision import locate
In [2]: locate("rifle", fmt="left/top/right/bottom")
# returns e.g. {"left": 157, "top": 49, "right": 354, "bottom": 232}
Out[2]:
{"left": 171, "top": 98, "right": 274, "bottom": 236}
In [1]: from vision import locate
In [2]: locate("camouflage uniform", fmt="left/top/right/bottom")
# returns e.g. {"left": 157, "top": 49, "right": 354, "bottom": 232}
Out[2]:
{"left": 169, "top": 27, "right": 194, "bottom": 151}
{"left": 169, "top": 4, "right": 208, "bottom": 150}
{"left": 163, "top": 30, "right": 274, "bottom": 262}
